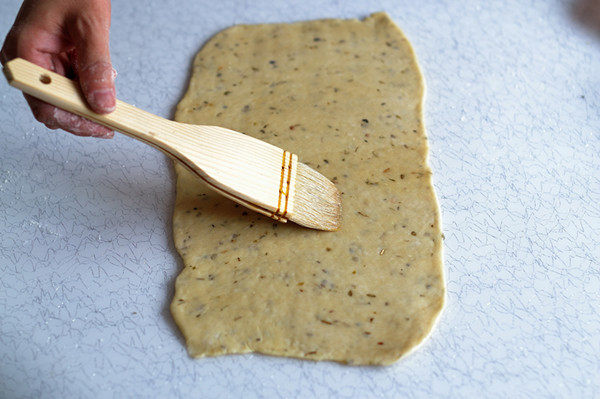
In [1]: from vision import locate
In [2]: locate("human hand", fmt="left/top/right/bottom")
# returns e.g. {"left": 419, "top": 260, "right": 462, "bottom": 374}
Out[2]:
{"left": 1, "top": 0, "right": 115, "bottom": 138}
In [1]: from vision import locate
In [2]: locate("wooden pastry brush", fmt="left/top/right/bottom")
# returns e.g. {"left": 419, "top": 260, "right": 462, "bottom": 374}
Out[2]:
{"left": 3, "top": 58, "right": 342, "bottom": 231}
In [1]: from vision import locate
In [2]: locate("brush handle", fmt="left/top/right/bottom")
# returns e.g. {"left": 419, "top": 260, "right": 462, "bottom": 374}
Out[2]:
{"left": 3, "top": 57, "right": 177, "bottom": 150}
{"left": 3, "top": 58, "right": 298, "bottom": 223}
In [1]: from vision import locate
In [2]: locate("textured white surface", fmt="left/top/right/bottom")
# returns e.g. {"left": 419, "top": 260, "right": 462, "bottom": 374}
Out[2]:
{"left": 0, "top": 0, "right": 599, "bottom": 398}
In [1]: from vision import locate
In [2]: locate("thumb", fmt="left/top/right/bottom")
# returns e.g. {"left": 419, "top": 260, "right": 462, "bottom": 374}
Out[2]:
{"left": 70, "top": 10, "right": 115, "bottom": 114}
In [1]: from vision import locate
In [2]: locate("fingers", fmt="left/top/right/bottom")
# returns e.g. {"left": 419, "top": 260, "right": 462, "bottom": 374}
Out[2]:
{"left": 1, "top": 0, "right": 116, "bottom": 139}
{"left": 10, "top": 30, "right": 115, "bottom": 139}
{"left": 69, "top": 4, "right": 115, "bottom": 114}
{"left": 25, "top": 94, "right": 114, "bottom": 139}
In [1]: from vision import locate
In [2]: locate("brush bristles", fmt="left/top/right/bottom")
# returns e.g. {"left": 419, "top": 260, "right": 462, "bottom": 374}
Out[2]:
{"left": 290, "top": 162, "right": 342, "bottom": 231}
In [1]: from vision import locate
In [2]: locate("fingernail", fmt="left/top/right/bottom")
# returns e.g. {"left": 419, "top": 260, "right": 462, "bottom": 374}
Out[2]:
{"left": 90, "top": 89, "right": 116, "bottom": 113}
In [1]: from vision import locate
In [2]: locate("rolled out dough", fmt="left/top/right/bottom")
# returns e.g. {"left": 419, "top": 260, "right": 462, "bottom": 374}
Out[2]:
{"left": 171, "top": 12, "right": 444, "bottom": 365}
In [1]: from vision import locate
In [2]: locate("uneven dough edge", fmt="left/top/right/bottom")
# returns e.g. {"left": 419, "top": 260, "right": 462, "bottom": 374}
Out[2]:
{"left": 392, "top": 17, "right": 446, "bottom": 362}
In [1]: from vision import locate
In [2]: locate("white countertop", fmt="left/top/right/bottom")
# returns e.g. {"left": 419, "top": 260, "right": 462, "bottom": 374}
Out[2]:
{"left": 1, "top": 0, "right": 599, "bottom": 397}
